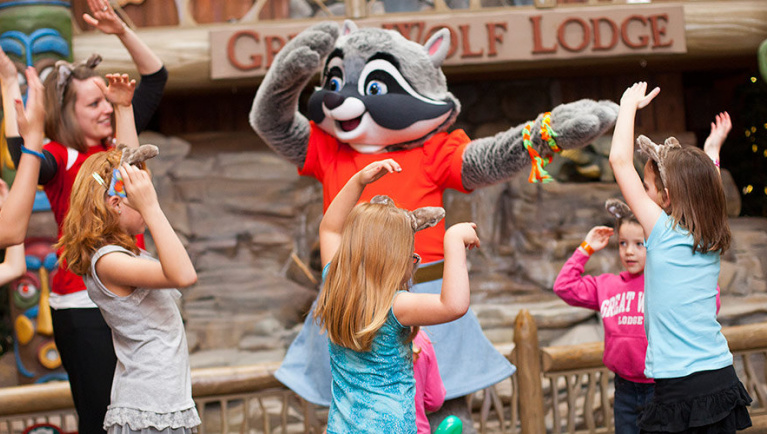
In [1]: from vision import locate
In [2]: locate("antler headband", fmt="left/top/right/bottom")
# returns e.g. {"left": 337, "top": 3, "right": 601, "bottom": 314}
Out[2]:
{"left": 369, "top": 195, "right": 445, "bottom": 233}
{"left": 636, "top": 135, "right": 681, "bottom": 188}
{"left": 98, "top": 143, "right": 159, "bottom": 198}
{"left": 55, "top": 54, "right": 102, "bottom": 106}
{"left": 605, "top": 198, "right": 633, "bottom": 220}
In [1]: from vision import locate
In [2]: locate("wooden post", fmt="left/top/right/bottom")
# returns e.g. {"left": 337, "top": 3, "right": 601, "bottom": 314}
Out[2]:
{"left": 514, "top": 309, "right": 545, "bottom": 434}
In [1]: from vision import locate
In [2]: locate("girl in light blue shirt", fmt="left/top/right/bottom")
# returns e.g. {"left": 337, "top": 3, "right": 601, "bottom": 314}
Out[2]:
{"left": 609, "top": 82, "right": 751, "bottom": 433}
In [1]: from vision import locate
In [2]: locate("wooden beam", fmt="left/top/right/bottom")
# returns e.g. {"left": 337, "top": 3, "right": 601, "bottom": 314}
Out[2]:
{"left": 72, "top": 0, "right": 767, "bottom": 91}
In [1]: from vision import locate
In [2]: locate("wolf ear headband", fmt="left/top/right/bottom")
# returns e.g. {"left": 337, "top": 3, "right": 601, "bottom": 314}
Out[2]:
{"left": 369, "top": 195, "right": 445, "bottom": 232}
{"left": 605, "top": 198, "right": 633, "bottom": 220}
{"left": 92, "top": 144, "right": 159, "bottom": 198}
{"left": 55, "top": 54, "right": 102, "bottom": 106}
{"left": 636, "top": 135, "right": 681, "bottom": 188}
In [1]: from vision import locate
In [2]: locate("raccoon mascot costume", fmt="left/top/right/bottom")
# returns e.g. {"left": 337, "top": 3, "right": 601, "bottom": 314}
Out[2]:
{"left": 250, "top": 20, "right": 619, "bottom": 422}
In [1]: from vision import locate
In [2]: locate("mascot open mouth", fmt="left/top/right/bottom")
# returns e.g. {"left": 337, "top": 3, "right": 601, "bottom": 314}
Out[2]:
{"left": 338, "top": 117, "right": 362, "bottom": 132}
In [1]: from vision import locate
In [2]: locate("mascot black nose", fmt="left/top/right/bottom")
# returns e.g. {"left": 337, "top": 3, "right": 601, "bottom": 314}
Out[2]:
{"left": 323, "top": 92, "right": 345, "bottom": 110}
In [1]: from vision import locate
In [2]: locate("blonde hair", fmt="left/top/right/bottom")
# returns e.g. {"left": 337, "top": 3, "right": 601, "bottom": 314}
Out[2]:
{"left": 314, "top": 202, "right": 419, "bottom": 352}
{"left": 664, "top": 146, "right": 731, "bottom": 254}
{"left": 55, "top": 149, "right": 139, "bottom": 275}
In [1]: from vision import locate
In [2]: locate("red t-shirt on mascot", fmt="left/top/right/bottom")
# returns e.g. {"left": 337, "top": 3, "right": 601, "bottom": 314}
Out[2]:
{"left": 44, "top": 141, "right": 144, "bottom": 296}
{"left": 300, "top": 122, "right": 470, "bottom": 264}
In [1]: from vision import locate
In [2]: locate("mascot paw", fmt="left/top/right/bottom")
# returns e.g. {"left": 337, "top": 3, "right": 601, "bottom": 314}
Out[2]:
{"left": 286, "top": 21, "right": 339, "bottom": 60}
{"left": 272, "top": 21, "right": 340, "bottom": 80}
{"left": 549, "top": 99, "right": 619, "bottom": 150}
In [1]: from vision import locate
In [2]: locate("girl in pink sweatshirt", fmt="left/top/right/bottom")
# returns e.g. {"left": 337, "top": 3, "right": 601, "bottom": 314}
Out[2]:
{"left": 554, "top": 199, "right": 722, "bottom": 433}
{"left": 554, "top": 200, "right": 651, "bottom": 434}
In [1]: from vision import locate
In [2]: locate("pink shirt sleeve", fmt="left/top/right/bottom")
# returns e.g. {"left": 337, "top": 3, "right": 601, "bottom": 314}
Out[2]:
{"left": 553, "top": 250, "right": 600, "bottom": 311}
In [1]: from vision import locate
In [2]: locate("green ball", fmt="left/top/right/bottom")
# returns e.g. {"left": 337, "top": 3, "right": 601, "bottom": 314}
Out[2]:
{"left": 434, "top": 415, "right": 463, "bottom": 434}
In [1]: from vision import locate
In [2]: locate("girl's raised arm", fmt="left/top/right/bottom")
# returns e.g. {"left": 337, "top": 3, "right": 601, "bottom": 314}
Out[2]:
{"left": 608, "top": 82, "right": 661, "bottom": 237}
{"left": 703, "top": 111, "right": 731, "bottom": 176}
{"left": 0, "top": 67, "right": 44, "bottom": 247}
{"left": 95, "top": 164, "right": 196, "bottom": 294}
{"left": 0, "top": 47, "right": 21, "bottom": 137}
{"left": 319, "top": 159, "right": 401, "bottom": 266}
{"left": 393, "top": 222, "right": 479, "bottom": 326}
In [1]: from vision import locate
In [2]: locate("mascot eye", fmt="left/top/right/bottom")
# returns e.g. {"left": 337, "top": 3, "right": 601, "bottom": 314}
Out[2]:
{"left": 327, "top": 77, "right": 343, "bottom": 92}
{"left": 365, "top": 80, "right": 388, "bottom": 96}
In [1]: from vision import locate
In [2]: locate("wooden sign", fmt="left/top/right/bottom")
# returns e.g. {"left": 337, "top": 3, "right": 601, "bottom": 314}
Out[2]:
{"left": 210, "top": 4, "right": 685, "bottom": 80}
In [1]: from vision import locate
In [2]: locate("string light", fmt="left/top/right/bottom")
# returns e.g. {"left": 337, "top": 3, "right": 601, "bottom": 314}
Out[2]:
{"left": 751, "top": 77, "right": 758, "bottom": 83}
{"left": 744, "top": 185, "right": 754, "bottom": 194}
{"left": 753, "top": 144, "right": 759, "bottom": 153}
{"left": 746, "top": 130, "right": 752, "bottom": 137}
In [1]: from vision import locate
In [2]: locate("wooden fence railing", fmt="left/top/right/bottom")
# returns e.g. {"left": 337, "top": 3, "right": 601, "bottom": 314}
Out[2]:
{"left": 3, "top": 310, "right": 767, "bottom": 433}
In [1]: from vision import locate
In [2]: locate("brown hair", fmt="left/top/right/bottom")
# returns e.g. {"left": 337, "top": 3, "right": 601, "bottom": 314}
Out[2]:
{"left": 646, "top": 160, "right": 669, "bottom": 209}
{"left": 664, "top": 146, "right": 731, "bottom": 254}
{"left": 43, "top": 62, "right": 103, "bottom": 153}
{"left": 314, "top": 202, "right": 418, "bottom": 352}
{"left": 55, "top": 149, "right": 139, "bottom": 275}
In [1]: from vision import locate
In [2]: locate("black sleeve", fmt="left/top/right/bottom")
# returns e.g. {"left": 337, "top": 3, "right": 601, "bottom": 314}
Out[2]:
{"left": 131, "top": 66, "right": 168, "bottom": 134}
{"left": 7, "top": 136, "right": 58, "bottom": 185}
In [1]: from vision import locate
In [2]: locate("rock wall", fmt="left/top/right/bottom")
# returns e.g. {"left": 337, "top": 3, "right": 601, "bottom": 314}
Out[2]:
{"left": 140, "top": 127, "right": 767, "bottom": 369}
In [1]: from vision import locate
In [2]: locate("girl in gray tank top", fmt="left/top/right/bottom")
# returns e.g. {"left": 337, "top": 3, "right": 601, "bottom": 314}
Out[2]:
{"left": 56, "top": 146, "right": 200, "bottom": 433}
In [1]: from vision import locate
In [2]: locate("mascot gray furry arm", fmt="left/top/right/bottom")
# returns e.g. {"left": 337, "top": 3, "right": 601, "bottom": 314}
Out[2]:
{"left": 250, "top": 20, "right": 619, "bottom": 189}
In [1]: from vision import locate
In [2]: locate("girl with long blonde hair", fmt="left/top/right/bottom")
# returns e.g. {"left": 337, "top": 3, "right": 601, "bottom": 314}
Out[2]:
{"left": 314, "top": 159, "right": 479, "bottom": 433}
{"left": 57, "top": 147, "right": 200, "bottom": 434}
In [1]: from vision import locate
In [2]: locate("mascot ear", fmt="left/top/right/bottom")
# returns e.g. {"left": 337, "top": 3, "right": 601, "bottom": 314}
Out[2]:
{"left": 423, "top": 28, "right": 451, "bottom": 67}
{"left": 342, "top": 20, "right": 358, "bottom": 36}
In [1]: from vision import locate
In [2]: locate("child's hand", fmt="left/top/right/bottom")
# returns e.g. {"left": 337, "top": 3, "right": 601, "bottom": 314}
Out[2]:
{"left": 119, "top": 164, "right": 158, "bottom": 214}
{"left": 83, "top": 0, "right": 127, "bottom": 36}
{"left": 0, "top": 47, "right": 17, "bottom": 85}
{"left": 357, "top": 159, "right": 401, "bottom": 185}
{"left": 446, "top": 222, "right": 480, "bottom": 250}
{"left": 98, "top": 73, "right": 136, "bottom": 107}
{"left": 583, "top": 226, "right": 614, "bottom": 253}
{"left": 620, "top": 82, "right": 660, "bottom": 111}
{"left": 14, "top": 67, "right": 45, "bottom": 146}
{"left": 703, "top": 111, "right": 731, "bottom": 156}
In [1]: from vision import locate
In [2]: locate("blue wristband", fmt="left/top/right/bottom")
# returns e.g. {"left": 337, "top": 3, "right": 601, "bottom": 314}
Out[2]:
{"left": 21, "top": 145, "right": 46, "bottom": 160}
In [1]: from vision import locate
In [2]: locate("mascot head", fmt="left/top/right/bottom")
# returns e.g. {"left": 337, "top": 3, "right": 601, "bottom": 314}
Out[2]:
{"left": 307, "top": 20, "right": 461, "bottom": 154}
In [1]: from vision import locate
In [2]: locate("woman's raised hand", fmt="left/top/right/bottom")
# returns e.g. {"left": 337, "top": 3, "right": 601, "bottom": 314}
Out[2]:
{"left": 99, "top": 73, "right": 136, "bottom": 107}
{"left": 83, "top": 0, "right": 126, "bottom": 36}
